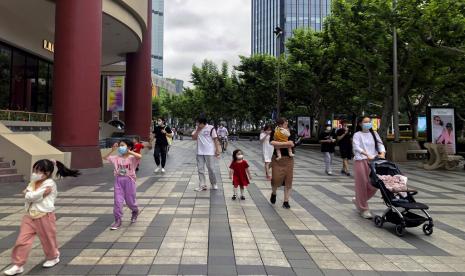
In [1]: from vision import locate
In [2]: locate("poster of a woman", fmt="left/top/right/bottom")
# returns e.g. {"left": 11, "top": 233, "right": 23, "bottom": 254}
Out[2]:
{"left": 429, "top": 108, "right": 456, "bottom": 154}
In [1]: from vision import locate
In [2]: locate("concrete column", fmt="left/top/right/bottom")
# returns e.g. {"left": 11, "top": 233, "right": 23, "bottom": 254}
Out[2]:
{"left": 124, "top": 0, "right": 152, "bottom": 141}
{"left": 51, "top": 0, "right": 103, "bottom": 169}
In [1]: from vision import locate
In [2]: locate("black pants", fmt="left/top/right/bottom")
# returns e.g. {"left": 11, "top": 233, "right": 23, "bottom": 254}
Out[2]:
{"left": 154, "top": 144, "right": 168, "bottom": 168}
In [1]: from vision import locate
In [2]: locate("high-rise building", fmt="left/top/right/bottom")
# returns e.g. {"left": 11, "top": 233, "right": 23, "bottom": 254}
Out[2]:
{"left": 151, "top": 0, "right": 164, "bottom": 76}
{"left": 251, "top": 0, "right": 331, "bottom": 56}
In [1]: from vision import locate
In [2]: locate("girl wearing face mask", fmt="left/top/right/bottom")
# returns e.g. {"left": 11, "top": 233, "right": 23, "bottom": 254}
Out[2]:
{"left": 229, "top": 149, "right": 252, "bottom": 200}
{"left": 352, "top": 116, "right": 386, "bottom": 219}
{"left": 319, "top": 124, "right": 337, "bottom": 175}
{"left": 4, "top": 159, "right": 79, "bottom": 276}
{"left": 103, "top": 139, "right": 142, "bottom": 230}
{"left": 260, "top": 125, "right": 274, "bottom": 180}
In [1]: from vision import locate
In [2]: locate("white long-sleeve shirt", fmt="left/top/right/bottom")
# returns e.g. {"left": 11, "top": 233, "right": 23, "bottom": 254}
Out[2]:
{"left": 24, "top": 178, "right": 57, "bottom": 217}
{"left": 352, "top": 131, "right": 386, "bottom": 160}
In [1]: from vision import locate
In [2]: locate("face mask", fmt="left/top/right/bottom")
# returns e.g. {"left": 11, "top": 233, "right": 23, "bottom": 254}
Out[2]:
{"left": 118, "top": 146, "right": 128, "bottom": 155}
{"left": 31, "top": 173, "right": 44, "bottom": 182}
{"left": 362, "top": 122, "right": 372, "bottom": 131}
{"left": 325, "top": 127, "right": 331, "bottom": 131}
{"left": 237, "top": 154, "right": 244, "bottom": 160}
{"left": 158, "top": 121, "right": 163, "bottom": 126}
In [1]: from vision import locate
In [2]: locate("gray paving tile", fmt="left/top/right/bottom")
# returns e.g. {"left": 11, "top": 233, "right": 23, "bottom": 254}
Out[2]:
{"left": 178, "top": 264, "right": 208, "bottom": 275}
{"left": 148, "top": 264, "right": 179, "bottom": 275}
{"left": 265, "top": 266, "right": 297, "bottom": 276}
{"left": 88, "top": 265, "right": 123, "bottom": 275}
{"left": 119, "top": 264, "right": 150, "bottom": 275}
{"left": 322, "top": 269, "right": 352, "bottom": 276}
{"left": 236, "top": 265, "right": 267, "bottom": 275}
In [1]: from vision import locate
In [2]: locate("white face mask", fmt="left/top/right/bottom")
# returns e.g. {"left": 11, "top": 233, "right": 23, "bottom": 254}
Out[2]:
{"left": 237, "top": 154, "right": 244, "bottom": 160}
{"left": 326, "top": 127, "right": 332, "bottom": 131}
{"left": 31, "top": 173, "right": 44, "bottom": 182}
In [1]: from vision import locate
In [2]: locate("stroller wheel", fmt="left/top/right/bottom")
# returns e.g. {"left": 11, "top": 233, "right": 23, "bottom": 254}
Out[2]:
{"left": 374, "top": 216, "right": 384, "bottom": 228}
{"left": 422, "top": 224, "right": 433, "bottom": 236}
{"left": 395, "top": 224, "right": 405, "bottom": 237}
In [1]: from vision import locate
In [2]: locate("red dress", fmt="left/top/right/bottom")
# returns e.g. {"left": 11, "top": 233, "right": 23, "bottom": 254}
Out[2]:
{"left": 229, "top": 160, "right": 250, "bottom": 188}
{"left": 133, "top": 143, "right": 144, "bottom": 154}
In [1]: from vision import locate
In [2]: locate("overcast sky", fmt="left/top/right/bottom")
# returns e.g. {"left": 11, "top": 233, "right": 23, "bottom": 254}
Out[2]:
{"left": 163, "top": 0, "right": 251, "bottom": 86}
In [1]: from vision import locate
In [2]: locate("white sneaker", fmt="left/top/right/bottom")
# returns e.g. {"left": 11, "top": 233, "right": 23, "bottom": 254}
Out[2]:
{"left": 161, "top": 168, "right": 166, "bottom": 173}
{"left": 351, "top": 197, "right": 359, "bottom": 211}
{"left": 360, "top": 210, "right": 373, "bottom": 219}
{"left": 42, "top": 256, "right": 60, "bottom": 268}
{"left": 194, "top": 186, "right": 207, "bottom": 192}
{"left": 212, "top": 184, "right": 218, "bottom": 190}
{"left": 154, "top": 167, "right": 160, "bottom": 173}
{"left": 4, "top": 265, "right": 24, "bottom": 275}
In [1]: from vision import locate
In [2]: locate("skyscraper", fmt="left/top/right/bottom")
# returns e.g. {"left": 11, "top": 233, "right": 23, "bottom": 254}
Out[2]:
{"left": 151, "top": 0, "right": 164, "bottom": 76}
{"left": 251, "top": 0, "right": 331, "bottom": 56}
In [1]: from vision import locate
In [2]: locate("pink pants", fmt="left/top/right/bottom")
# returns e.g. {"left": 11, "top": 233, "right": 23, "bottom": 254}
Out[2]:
{"left": 354, "top": 160, "right": 378, "bottom": 211}
{"left": 11, "top": 213, "right": 59, "bottom": 266}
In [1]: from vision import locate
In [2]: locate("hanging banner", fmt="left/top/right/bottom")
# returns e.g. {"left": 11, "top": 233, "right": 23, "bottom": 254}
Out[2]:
{"left": 107, "top": 76, "right": 125, "bottom": 112}
{"left": 428, "top": 107, "right": 456, "bottom": 154}
{"left": 372, "top": 118, "right": 381, "bottom": 131}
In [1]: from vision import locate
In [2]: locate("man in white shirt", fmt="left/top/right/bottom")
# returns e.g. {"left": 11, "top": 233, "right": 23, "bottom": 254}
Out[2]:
{"left": 217, "top": 124, "right": 229, "bottom": 151}
{"left": 192, "top": 118, "right": 221, "bottom": 191}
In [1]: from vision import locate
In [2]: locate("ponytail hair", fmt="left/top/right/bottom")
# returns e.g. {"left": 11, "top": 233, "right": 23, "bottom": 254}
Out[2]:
{"left": 33, "top": 159, "right": 80, "bottom": 179}
{"left": 55, "top": 160, "right": 80, "bottom": 178}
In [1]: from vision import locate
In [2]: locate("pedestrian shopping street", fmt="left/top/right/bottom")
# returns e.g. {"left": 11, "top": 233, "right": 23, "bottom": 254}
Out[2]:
{"left": 1, "top": 140, "right": 465, "bottom": 276}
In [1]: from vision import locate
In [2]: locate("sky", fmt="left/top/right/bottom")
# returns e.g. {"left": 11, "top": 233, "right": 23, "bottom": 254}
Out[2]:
{"left": 163, "top": 0, "right": 251, "bottom": 86}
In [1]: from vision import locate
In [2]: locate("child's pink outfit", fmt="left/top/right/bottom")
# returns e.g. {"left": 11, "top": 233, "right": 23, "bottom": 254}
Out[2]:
{"left": 11, "top": 179, "right": 59, "bottom": 266}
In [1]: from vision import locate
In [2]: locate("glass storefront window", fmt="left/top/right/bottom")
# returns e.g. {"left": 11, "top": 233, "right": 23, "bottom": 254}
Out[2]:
{"left": 11, "top": 51, "right": 26, "bottom": 110}
{"left": 37, "top": 60, "right": 49, "bottom": 113}
{"left": 0, "top": 45, "right": 11, "bottom": 109}
{"left": 26, "top": 56, "right": 38, "bottom": 112}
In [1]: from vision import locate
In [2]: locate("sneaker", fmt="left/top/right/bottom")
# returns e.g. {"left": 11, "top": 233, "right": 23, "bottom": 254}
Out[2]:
{"left": 194, "top": 186, "right": 207, "bottom": 192}
{"left": 161, "top": 168, "right": 166, "bottom": 173}
{"left": 212, "top": 184, "right": 218, "bottom": 190}
{"left": 110, "top": 220, "right": 121, "bottom": 230}
{"left": 326, "top": 171, "right": 333, "bottom": 175}
{"left": 341, "top": 170, "right": 346, "bottom": 175}
{"left": 154, "top": 167, "right": 160, "bottom": 173}
{"left": 346, "top": 172, "right": 351, "bottom": 176}
{"left": 232, "top": 194, "right": 237, "bottom": 200}
{"left": 131, "top": 210, "right": 139, "bottom": 224}
{"left": 282, "top": 201, "right": 291, "bottom": 209}
{"left": 4, "top": 265, "right": 24, "bottom": 275}
{"left": 240, "top": 195, "right": 245, "bottom": 200}
{"left": 42, "top": 256, "right": 60, "bottom": 268}
{"left": 270, "top": 193, "right": 276, "bottom": 204}
{"left": 360, "top": 210, "right": 373, "bottom": 219}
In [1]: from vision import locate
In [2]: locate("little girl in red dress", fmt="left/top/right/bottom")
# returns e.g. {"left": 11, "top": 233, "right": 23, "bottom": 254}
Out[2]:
{"left": 229, "top": 149, "right": 252, "bottom": 200}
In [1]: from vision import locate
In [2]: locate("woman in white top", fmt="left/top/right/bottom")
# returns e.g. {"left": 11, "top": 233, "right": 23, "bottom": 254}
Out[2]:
{"left": 260, "top": 125, "right": 274, "bottom": 180}
{"left": 4, "top": 159, "right": 79, "bottom": 276}
{"left": 352, "top": 117, "right": 386, "bottom": 219}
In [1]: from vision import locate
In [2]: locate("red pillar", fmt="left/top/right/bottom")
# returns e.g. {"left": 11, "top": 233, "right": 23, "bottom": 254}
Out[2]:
{"left": 125, "top": 0, "right": 152, "bottom": 141}
{"left": 51, "top": 0, "right": 103, "bottom": 169}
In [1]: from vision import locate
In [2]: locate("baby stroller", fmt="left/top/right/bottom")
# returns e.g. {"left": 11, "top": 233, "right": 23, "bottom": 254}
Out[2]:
{"left": 369, "top": 159, "right": 433, "bottom": 237}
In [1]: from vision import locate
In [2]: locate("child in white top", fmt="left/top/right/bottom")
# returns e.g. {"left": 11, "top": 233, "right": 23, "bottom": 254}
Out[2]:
{"left": 4, "top": 159, "right": 79, "bottom": 276}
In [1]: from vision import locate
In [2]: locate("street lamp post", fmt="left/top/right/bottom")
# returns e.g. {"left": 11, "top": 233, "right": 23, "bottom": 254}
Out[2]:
{"left": 274, "top": 26, "right": 283, "bottom": 119}
{"left": 392, "top": 0, "right": 400, "bottom": 142}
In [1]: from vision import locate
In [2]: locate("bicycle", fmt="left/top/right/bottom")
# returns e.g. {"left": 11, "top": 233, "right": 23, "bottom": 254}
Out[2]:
{"left": 220, "top": 136, "right": 227, "bottom": 152}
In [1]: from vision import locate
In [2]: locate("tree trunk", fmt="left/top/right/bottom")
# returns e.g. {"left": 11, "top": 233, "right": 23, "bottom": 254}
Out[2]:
{"left": 410, "top": 113, "right": 418, "bottom": 140}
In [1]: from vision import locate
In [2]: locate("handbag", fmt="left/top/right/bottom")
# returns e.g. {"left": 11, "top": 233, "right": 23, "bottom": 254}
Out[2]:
{"left": 165, "top": 126, "right": 173, "bottom": 146}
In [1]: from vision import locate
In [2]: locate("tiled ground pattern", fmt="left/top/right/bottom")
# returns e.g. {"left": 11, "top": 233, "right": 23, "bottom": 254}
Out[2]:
{"left": 0, "top": 140, "right": 465, "bottom": 275}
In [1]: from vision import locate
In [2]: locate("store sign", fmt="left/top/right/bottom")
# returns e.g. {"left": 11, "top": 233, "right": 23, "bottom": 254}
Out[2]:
{"left": 107, "top": 76, "right": 125, "bottom": 112}
{"left": 43, "top": 40, "right": 54, "bottom": 53}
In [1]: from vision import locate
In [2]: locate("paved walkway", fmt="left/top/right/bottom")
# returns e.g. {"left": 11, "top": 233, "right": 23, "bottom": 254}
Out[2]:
{"left": 1, "top": 140, "right": 465, "bottom": 276}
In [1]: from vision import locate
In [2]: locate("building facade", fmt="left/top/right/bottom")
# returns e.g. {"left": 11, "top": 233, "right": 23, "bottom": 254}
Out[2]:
{"left": 151, "top": 0, "right": 164, "bottom": 76}
{"left": 0, "top": 0, "right": 152, "bottom": 169}
{"left": 252, "top": 0, "right": 331, "bottom": 56}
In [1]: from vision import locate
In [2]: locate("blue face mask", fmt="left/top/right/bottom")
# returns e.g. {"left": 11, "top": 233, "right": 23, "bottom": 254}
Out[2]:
{"left": 118, "top": 146, "right": 128, "bottom": 155}
{"left": 362, "top": 122, "right": 372, "bottom": 131}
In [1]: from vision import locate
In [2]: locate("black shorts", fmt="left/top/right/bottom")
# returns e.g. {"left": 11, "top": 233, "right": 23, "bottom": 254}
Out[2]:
{"left": 339, "top": 146, "right": 353, "bottom": 159}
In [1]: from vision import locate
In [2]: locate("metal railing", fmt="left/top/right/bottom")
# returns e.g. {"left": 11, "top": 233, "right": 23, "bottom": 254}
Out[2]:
{"left": 0, "top": 110, "right": 52, "bottom": 122}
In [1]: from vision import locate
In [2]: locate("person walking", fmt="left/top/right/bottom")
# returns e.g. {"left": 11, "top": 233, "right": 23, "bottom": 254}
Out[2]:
{"left": 217, "top": 123, "right": 229, "bottom": 152}
{"left": 260, "top": 125, "right": 274, "bottom": 180}
{"left": 269, "top": 118, "right": 295, "bottom": 209}
{"left": 152, "top": 117, "right": 173, "bottom": 173}
{"left": 319, "top": 124, "right": 337, "bottom": 175}
{"left": 229, "top": 149, "right": 252, "bottom": 200}
{"left": 103, "top": 139, "right": 142, "bottom": 230}
{"left": 192, "top": 117, "right": 221, "bottom": 191}
{"left": 336, "top": 121, "right": 353, "bottom": 176}
{"left": 352, "top": 116, "right": 386, "bottom": 219}
{"left": 3, "top": 160, "right": 79, "bottom": 276}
